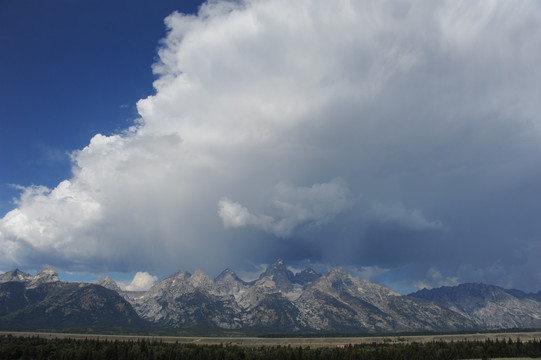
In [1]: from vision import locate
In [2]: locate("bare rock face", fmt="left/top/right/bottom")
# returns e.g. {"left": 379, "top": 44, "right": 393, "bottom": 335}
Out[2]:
{"left": 130, "top": 270, "right": 243, "bottom": 329}
{"left": 293, "top": 268, "right": 321, "bottom": 286}
{"left": 124, "top": 261, "right": 475, "bottom": 332}
{"left": 294, "top": 267, "right": 473, "bottom": 332}
{"left": 95, "top": 276, "right": 123, "bottom": 293}
{"left": 410, "top": 283, "right": 541, "bottom": 329}
{"left": 28, "top": 266, "right": 60, "bottom": 289}
{"left": 0, "top": 266, "right": 59, "bottom": 289}
{"left": 214, "top": 268, "right": 249, "bottom": 299}
{"left": 258, "top": 259, "right": 295, "bottom": 292}
{"left": 0, "top": 269, "right": 32, "bottom": 283}
{"left": 3, "top": 262, "right": 541, "bottom": 333}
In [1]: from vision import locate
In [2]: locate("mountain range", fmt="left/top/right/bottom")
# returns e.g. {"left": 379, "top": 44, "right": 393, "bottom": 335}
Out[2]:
{"left": 1, "top": 260, "right": 540, "bottom": 333}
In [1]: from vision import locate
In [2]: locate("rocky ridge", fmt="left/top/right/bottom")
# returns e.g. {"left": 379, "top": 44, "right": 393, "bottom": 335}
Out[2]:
{"left": 3, "top": 262, "right": 541, "bottom": 333}
{"left": 116, "top": 260, "right": 474, "bottom": 332}
{"left": 95, "top": 275, "right": 123, "bottom": 293}
{"left": 0, "top": 266, "right": 143, "bottom": 329}
{"left": 410, "top": 283, "right": 541, "bottom": 329}
{"left": 0, "top": 266, "right": 59, "bottom": 289}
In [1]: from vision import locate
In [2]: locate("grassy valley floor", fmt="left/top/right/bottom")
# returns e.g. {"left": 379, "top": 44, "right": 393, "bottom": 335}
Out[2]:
{"left": 2, "top": 332, "right": 541, "bottom": 359}
{"left": 1, "top": 330, "right": 541, "bottom": 347}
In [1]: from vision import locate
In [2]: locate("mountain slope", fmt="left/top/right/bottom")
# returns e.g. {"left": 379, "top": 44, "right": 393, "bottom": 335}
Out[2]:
{"left": 294, "top": 268, "right": 473, "bottom": 332}
{"left": 132, "top": 270, "right": 242, "bottom": 328}
{"left": 0, "top": 282, "right": 145, "bottom": 329}
{"left": 96, "top": 276, "right": 123, "bottom": 293}
{"left": 214, "top": 268, "right": 249, "bottom": 299}
{"left": 0, "top": 266, "right": 59, "bottom": 288}
{"left": 0, "top": 266, "right": 145, "bottom": 329}
{"left": 126, "top": 261, "right": 475, "bottom": 332}
{"left": 410, "top": 283, "right": 541, "bottom": 329}
{"left": 3, "top": 263, "right": 541, "bottom": 332}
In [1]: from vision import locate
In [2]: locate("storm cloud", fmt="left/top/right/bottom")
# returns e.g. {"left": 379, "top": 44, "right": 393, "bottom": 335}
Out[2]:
{"left": 1, "top": 0, "right": 541, "bottom": 292}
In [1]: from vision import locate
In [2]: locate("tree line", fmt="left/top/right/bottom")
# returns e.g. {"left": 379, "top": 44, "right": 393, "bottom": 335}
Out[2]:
{"left": 1, "top": 334, "right": 541, "bottom": 359}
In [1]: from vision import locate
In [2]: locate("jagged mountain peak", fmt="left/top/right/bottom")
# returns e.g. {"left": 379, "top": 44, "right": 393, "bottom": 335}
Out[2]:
{"left": 215, "top": 268, "right": 246, "bottom": 284}
{"left": 260, "top": 259, "right": 293, "bottom": 277}
{"left": 34, "top": 265, "right": 59, "bottom": 281}
{"left": 257, "top": 259, "right": 296, "bottom": 292}
{"left": 258, "top": 259, "right": 324, "bottom": 286}
{"left": 8, "top": 269, "right": 26, "bottom": 276}
{"left": 148, "top": 269, "right": 218, "bottom": 297}
{"left": 169, "top": 270, "right": 191, "bottom": 281}
{"left": 293, "top": 267, "right": 321, "bottom": 286}
{"left": 326, "top": 267, "right": 353, "bottom": 285}
{"left": 26, "top": 266, "right": 59, "bottom": 288}
{"left": 96, "top": 276, "right": 122, "bottom": 293}
{"left": 188, "top": 270, "right": 214, "bottom": 288}
{"left": 215, "top": 268, "right": 236, "bottom": 280}
{"left": 0, "top": 269, "right": 32, "bottom": 283}
{"left": 142, "top": 270, "right": 191, "bottom": 295}
{"left": 0, "top": 266, "right": 59, "bottom": 287}
{"left": 5, "top": 261, "right": 541, "bottom": 333}
{"left": 214, "top": 268, "right": 249, "bottom": 297}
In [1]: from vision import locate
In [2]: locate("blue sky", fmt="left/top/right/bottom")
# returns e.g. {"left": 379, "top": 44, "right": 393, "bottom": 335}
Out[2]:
{"left": 1, "top": 0, "right": 541, "bottom": 294}
{"left": 0, "top": 0, "right": 204, "bottom": 214}
{"left": 1, "top": 0, "right": 204, "bottom": 288}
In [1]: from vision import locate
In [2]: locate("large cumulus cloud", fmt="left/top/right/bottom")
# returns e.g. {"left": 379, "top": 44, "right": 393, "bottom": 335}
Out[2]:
{"left": 2, "top": 0, "right": 541, "bottom": 292}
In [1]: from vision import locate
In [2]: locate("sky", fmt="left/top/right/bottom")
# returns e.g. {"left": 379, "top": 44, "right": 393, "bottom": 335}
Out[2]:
{"left": 1, "top": 0, "right": 540, "bottom": 294}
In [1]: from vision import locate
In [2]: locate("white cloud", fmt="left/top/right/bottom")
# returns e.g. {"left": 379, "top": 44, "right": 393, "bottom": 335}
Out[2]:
{"left": 1, "top": 181, "right": 101, "bottom": 260}
{"left": 1, "top": 0, "right": 541, "bottom": 290}
{"left": 123, "top": 272, "right": 158, "bottom": 291}
{"left": 219, "top": 178, "right": 354, "bottom": 238}
{"left": 218, "top": 199, "right": 274, "bottom": 229}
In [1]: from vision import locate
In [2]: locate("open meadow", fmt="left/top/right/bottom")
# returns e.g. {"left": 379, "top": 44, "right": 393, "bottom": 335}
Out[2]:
{"left": 3, "top": 331, "right": 541, "bottom": 359}
{"left": 2, "top": 330, "right": 541, "bottom": 348}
